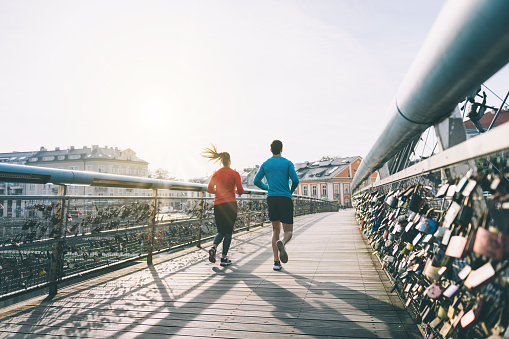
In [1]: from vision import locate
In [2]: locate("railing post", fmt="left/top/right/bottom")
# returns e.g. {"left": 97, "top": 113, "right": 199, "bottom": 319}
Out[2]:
{"left": 261, "top": 198, "right": 266, "bottom": 227}
{"left": 49, "top": 184, "right": 67, "bottom": 297}
{"left": 197, "top": 192, "right": 204, "bottom": 248}
{"left": 147, "top": 188, "right": 157, "bottom": 266}
{"left": 293, "top": 196, "right": 297, "bottom": 218}
{"left": 246, "top": 195, "right": 251, "bottom": 231}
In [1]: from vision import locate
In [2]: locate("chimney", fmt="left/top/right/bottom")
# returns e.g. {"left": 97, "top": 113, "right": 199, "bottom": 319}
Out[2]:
{"left": 55, "top": 147, "right": 60, "bottom": 151}
{"left": 69, "top": 146, "right": 75, "bottom": 151}
{"left": 115, "top": 147, "right": 118, "bottom": 151}
{"left": 92, "top": 145, "right": 98, "bottom": 150}
{"left": 40, "top": 146, "right": 47, "bottom": 151}
{"left": 83, "top": 146, "right": 89, "bottom": 150}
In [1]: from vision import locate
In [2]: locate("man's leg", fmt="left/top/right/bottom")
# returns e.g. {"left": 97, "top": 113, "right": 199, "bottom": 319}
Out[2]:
{"left": 276, "top": 223, "right": 292, "bottom": 264}
{"left": 272, "top": 221, "right": 281, "bottom": 261}
{"left": 282, "top": 223, "right": 293, "bottom": 244}
{"left": 276, "top": 196, "right": 293, "bottom": 263}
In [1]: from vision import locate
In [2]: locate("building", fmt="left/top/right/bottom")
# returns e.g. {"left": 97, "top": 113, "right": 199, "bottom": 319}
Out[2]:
{"left": 238, "top": 166, "right": 260, "bottom": 189}
{"left": 0, "top": 145, "right": 150, "bottom": 198}
{"left": 294, "top": 156, "right": 377, "bottom": 207}
{"left": 464, "top": 109, "right": 509, "bottom": 138}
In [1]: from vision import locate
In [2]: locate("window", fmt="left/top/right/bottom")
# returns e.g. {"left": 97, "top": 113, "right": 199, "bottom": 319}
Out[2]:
{"left": 68, "top": 185, "right": 79, "bottom": 195}
{"left": 134, "top": 167, "right": 139, "bottom": 175}
{"left": 326, "top": 166, "right": 339, "bottom": 175}
{"left": 334, "top": 184, "right": 339, "bottom": 198}
{"left": 97, "top": 165, "right": 105, "bottom": 173}
{"left": 68, "top": 166, "right": 79, "bottom": 171}
{"left": 141, "top": 169, "right": 146, "bottom": 176}
{"left": 344, "top": 184, "right": 349, "bottom": 195}
{"left": 42, "top": 156, "right": 54, "bottom": 161}
{"left": 126, "top": 167, "right": 131, "bottom": 175}
{"left": 29, "top": 158, "right": 38, "bottom": 162}
{"left": 303, "top": 185, "right": 308, "bottom": 196}
{"left": 68, "top": 155, "right": 80, "bottom": 160}
{"left": 110, "top": 166, "right": 115, "bottom": 174}
{"left": 57, "top": 156, "right": 65, "bottom": 160}
{"left": 29, "top": 184, "right": 36, "bottom": 190}
{"left": 322, "top": 184, "right": 327, "bottom": 197}
{"left": 312, "top": 185, "right": 317, "bottom": 197}
{"left": 118, "top": 167, "right": 123, "bottom": 174}
{"left": 86, "top": 165, "right": 93, "bottom": 172}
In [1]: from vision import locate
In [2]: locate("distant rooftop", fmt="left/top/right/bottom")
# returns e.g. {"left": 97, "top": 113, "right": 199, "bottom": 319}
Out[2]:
{"left": 0, "top": 145, "right": 148, "bottom": 164}
{"left": 294, "top": 156, "right": 359, "bottom": 181}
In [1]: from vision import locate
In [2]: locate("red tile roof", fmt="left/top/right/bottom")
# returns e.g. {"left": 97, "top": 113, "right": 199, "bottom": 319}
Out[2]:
{"left": 464, "top": 109, "right": 509, "bottom": 129}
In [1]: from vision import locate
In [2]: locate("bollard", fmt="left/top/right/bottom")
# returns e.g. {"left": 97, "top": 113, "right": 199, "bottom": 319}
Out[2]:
{"left": 49, "top": 185, "right": 67, "bottom": 297}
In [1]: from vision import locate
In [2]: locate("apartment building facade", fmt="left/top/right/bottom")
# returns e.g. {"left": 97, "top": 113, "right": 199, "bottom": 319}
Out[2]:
{"left": 294, "top": 156, "right": 377, "bottom": 207}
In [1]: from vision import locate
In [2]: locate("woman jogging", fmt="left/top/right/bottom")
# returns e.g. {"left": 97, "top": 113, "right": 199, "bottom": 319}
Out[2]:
{"left": 202, "top": 144, "right": 244, "bottom": 266}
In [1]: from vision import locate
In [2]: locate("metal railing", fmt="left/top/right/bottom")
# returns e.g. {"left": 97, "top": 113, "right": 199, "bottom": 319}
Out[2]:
{"left": 352, "top": 0, "right": 509, "bottom": 191}
{"left": 0, "top": 164, "right": 338, "bottom": 300}
{"left": 353, "top": 136, "right": 508, "bottom": 338}
{"left": 350, "top": 1, "right": 509, "bottom": 337}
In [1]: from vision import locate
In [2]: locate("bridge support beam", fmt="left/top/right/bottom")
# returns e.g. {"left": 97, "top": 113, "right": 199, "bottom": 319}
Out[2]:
{"left": 434, "top": 106, "right": 471, "bottom": 180}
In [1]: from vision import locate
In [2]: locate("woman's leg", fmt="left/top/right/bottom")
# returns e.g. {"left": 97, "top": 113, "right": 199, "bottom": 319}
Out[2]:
{"left": 213, "top": 232, "right": 225, "bottom": 247}
{"left": 213, "top": 204, "right": 225, "bottom": 247}
{"left": 220, "top": 202, "right": 237, "bottom": 257}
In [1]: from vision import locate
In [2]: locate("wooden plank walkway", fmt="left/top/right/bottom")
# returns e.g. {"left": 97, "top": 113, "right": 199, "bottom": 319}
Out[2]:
{"left": 0, "top": 211, "right": 421, "bottom": 338}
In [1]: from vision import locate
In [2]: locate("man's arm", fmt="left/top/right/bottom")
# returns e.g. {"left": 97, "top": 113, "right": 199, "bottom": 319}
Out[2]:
{"left": 253, "top": 165, "right": 268, "bottom": 191}
{"left": 289, "top": 162, "right": 299, "bottom": 194}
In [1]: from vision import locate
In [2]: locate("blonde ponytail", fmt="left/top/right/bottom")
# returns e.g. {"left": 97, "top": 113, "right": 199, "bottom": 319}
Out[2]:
{"left": 201, "top": 144, "right": 230, "bottom": 167}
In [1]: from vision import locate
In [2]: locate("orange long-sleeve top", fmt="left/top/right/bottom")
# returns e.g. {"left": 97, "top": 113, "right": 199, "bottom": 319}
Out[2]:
{"left": 207, "top": 167, "right": 244, "bottom": 205}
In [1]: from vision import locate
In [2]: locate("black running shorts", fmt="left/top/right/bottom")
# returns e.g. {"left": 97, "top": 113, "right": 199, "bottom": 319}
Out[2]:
{"left": 214, "top": 201, "right": 238, "bottom": 234}
{"left": 267, "top": 196, "right": 294, "bottom": 224}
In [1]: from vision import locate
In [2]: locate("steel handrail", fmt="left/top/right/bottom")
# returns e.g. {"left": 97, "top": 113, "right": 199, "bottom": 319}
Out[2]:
{"left": 352, "top": 0, "right": 509, "bottom": 192}
{"left": 0, "top": 163, "right": 331, "bottom": 202}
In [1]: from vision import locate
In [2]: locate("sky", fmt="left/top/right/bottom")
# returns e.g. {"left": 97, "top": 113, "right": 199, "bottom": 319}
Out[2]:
{"left": 1, "top": 0, "right": 508, "bottom": 180}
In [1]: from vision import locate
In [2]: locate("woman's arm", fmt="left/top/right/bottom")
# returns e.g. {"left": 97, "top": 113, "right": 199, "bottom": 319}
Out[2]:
{"left": 207, "top": 174, "right": 216, "bottom": 194}
{"left": 235, "top": 171, "right": 244, "bottom": 195}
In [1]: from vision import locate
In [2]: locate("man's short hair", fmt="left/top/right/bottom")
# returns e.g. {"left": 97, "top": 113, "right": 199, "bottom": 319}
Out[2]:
{"left": 270, "top": 140, "right": 283, "bottom": 154}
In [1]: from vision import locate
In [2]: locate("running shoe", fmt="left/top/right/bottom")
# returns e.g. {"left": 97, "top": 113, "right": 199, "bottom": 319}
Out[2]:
{"left": 220, "top": 257, "right": 232, "bottom": 266}
{"left": 273, "top": 260, "right": 282, "bottom": 271}
{"left": 276, "top": 240, "right": 288, "bottom": 263}
{"left": 208, "top": 247, "right": 216, "bottom": 263}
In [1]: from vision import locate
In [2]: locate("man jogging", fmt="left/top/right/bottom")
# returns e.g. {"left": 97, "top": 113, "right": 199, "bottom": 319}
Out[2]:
{"left": 254, "top": 140, "right": 299, "bottom": 271}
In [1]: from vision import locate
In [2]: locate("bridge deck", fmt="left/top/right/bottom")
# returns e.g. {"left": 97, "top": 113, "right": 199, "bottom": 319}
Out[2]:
{"left": 0, "top": 211, "right": 421, "bottom": 338}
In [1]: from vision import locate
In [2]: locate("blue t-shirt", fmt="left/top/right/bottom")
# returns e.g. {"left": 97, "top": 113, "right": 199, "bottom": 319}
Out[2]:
{"left": 254, "top": 156, "right": 299, "bottom": 198}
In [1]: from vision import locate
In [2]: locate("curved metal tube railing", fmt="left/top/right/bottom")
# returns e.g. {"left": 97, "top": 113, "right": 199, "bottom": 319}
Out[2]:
{"left": 352, "top": 0, "right": 509, "bottom": 192}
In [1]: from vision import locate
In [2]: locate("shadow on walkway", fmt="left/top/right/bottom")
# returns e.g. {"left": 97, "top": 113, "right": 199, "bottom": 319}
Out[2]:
{"left": 0, "top": 212, "right": 419, "bottom": 338}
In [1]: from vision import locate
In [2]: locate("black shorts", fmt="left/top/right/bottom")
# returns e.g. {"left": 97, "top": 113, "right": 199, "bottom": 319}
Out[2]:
{"left": 214, "top": 201, "right": 238, "bottom": 234}
{"left": 267, "top": 196, "right": 294, "bottom": 224}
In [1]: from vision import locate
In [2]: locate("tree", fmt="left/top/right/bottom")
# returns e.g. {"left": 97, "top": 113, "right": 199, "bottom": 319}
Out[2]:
{"left": 148, "top": 168, "right": 175, "bottom": 180}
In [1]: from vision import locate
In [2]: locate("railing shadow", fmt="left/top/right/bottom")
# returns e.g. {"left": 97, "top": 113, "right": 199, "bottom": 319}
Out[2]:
{"left": 0, "top": 212, "right": 416, "bottom": 338}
